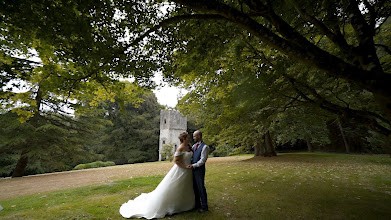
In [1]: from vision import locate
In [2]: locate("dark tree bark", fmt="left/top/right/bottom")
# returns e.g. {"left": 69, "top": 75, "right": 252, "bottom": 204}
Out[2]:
{"left": 306, "top": 135, "right": 314, "bottom": 152}
{"left": 263, "top": 131, "right": 277, "bottom": 157}
{"left": 260, "top": 139, "right": 266, "bottom": 156}
{"left": 254, "top": 141, "right": 261, "bottom": 156}
{"left": 12, "top": 151, "right": 29, "bottom": 178}
{"left": 337, "top": 117, "right": 350, "bottom": 153}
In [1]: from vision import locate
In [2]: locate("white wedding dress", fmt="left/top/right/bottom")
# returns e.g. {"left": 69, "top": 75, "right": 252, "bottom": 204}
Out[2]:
{"left": 119, "top": 151, "right": 195, "bottom": 219}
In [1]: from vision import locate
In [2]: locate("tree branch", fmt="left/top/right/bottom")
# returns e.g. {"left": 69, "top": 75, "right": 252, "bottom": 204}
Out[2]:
{"left": 374, "top": 0, "right": 390, "bottom": 32}
{"left": 243, "top": 0, "right": 316, "bottom": 49}
{"left": 363, "top": 0, "right": 377, "bottom": 30}
{"left": 288, "top": 0, "right": 355, "bottom": 55}
{"left": 375, "top": 43, "right": 391, "bottom": 55}
{"left": 170, "top": 0, "right": 391, "bottom": 100}
{"left": 123, "top": 14, "right": 227, "bottom": 52}
{"left": 346, "top": 0, "right": 375, "bottom": 40}
{"left": 282, "top": 94, "right": 307, "bottom": 103}
{"left": 284, "top": 74, "right": 391, "bottom": 135}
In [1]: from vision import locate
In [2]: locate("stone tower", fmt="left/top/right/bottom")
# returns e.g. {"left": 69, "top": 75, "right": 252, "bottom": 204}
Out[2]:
{"left": 159, "top": 110, "right": 187, "bottom": 161}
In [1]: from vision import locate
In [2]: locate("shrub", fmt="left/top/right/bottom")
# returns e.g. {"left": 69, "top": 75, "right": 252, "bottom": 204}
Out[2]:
{"left": 73, "top": 161, "right": 115, "bottom": 170}
{"left": 128, "top": 156, "right": 148, "bottom": 164}
{"left": 161, "top": 144, "right": 174, "bottom": 161}
{"left": 212, "top": 144, "right": 236, "bottom": 157}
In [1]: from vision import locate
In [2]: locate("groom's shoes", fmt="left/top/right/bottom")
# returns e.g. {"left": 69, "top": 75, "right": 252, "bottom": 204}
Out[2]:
{"left": 198, "top": 208, "right": 208, "bottom": 213}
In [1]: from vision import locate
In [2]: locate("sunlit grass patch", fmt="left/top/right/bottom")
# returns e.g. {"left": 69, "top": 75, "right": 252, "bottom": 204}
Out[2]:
{"left": 0, "top": 176, "right": 164, "bottom": 220}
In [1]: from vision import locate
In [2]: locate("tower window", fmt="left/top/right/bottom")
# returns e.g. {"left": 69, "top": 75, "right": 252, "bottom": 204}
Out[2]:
{"left": 164, "top": 119, "right": 167, "bottom": 124}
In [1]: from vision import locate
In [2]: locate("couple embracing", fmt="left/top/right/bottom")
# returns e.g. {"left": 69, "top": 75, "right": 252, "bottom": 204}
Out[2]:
{"left": 119, "top": 130, "right": 209, "bottom": 219}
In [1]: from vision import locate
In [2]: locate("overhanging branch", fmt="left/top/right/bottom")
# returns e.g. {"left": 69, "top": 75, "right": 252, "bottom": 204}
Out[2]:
{"left": 375, "top": 44, "right": 391, "bottom": 56}
{"left": 285, "top": 73, "right": 391, "bottom": 136}
{"left": 288, "top": 0, "right": 355, "bottom": 55}
{"left": 123, "top": 14, "right": 227, "bottom": 52}
{"left": 171, "top": 0, "right": 391, "bottom": 100}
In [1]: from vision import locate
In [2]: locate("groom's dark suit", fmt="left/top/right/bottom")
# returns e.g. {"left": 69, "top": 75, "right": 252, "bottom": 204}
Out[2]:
{"left": 192, "top": 142, "right": 208, "bottom": 210}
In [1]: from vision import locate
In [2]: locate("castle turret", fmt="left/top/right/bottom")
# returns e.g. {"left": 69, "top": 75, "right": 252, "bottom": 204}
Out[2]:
{"left": 159, "top": 110, "right": 187, "bottom": 161}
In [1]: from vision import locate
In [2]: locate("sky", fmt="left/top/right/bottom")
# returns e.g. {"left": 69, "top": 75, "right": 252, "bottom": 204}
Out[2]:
{"left": 152, "top": 72, "right": 187, "bottom": 108}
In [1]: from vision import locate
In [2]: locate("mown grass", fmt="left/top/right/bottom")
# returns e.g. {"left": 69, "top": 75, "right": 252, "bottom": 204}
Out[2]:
{"left": 0, "top": 153, "right": 390, "bottom": 219}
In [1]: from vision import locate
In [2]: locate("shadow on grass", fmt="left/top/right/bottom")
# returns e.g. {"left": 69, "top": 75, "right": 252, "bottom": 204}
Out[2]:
{"left": 1, "top": 153, "right": 390, "bottom": 219}
{"left": 241, "top": 152, "right": 391, "bottom": 166}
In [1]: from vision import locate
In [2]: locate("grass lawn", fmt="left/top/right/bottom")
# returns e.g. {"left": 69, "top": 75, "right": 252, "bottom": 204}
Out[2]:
{"left": 0, "top": 153, "right": 390, "bottom": 219}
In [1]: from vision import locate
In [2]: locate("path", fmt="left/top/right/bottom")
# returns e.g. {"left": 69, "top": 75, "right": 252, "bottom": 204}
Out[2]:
{"left": 0, "top": 156, "right": 251, "bottom": 201}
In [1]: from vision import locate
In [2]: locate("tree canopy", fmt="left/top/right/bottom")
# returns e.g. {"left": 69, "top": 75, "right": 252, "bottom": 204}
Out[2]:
{"left": 97, "top": 92, "right": 161, "bottom": 164}
{"left": 1, "top": 0, "right": 391, "bottom": 166}
{"left": 162, "top": 0, "right": 391, "bottom": 120}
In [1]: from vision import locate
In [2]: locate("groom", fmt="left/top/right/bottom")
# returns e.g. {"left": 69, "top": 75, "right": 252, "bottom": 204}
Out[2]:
{"left": 188, "top": 130, "right": 209, "bottom": 213}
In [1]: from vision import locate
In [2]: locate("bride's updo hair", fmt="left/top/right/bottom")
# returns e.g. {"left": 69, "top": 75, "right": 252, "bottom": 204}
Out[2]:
{"left": 178, "top": 132, "right": 189, "bottom": 143}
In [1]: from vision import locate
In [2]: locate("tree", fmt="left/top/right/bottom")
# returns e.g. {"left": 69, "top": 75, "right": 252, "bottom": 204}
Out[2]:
{"left": 3, "top": 0, "right": 391, "bottom": 119}
{"left": 160, "top": 144, "right": 175, "bottom": 161}
{"left": 158, "top": 0, "right": 391, "bottom": 121}
{"left": 0, "top": 111, "right": 106, "bottom": 177}
{"left": 2, "top": 1, "right": 390, "bottom": 160}
{"left": 171, "top": 14, "right": 389, "bottom": 155}
{"left": 97, "top": 91, "right": 161, "bottom": 164}
{"left": 1, "top": 0, "right": 150, "bottom": 176}
{"left": 0, "top": 59, "right": 146, "bottom": 177}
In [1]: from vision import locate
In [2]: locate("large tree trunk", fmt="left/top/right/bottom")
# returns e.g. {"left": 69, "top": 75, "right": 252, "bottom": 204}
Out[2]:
{"left": 254, "top": 139, "right": 261, "bottom": 156}
{"left": 12, "top": 151, "right": 29, "bottom": 178}
{"left": 263, "top": 131, "right": 277, "bottom": 157}
{"left": 260, "top": 139, "right": 266, "bottom": 156}
{"left": 374, "top": 94, "right": 391, "bottom": 128}
{"left": 305, "top": 135, "right": 313, "bottom": 152}
{"left": 337, "top": 117, "right": 350, "bottom": 153}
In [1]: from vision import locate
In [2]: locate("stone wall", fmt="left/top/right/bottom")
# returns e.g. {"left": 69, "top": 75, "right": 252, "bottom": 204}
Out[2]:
{"left": 159, "top": 110, "right": 187, "bottom": 161}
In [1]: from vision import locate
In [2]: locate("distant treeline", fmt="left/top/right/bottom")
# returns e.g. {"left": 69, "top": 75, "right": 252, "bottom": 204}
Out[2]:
{"left": 0, "top": 92, "right": 161, "bottom": 178}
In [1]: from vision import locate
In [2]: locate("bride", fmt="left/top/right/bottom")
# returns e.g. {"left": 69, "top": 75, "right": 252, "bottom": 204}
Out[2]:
{"left": 119, "top": 132, "right": 195, "bottom": 219}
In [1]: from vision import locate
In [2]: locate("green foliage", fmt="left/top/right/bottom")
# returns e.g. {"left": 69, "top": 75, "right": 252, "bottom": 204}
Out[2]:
{"left": 96, "top": 92, "right": 161, "bottom": 164}
{"left": 210, "top": 143, "right": 250, "bottom": 157}
{"left": 73, "top": 161, "right": 116, "bottom": 170}
{"left": 211, "top": 144, "right": 236, "bottom": 157}
{"left": 0, "top": 111, "right": 105, "bottom": 177}
{"left": 172, "top": 13, "right": 390, "bottom": 154}
{"left": 270, "top": 107, "right": 331, "bottom": 146}
{"left": 1, "top": 0, "right": 156, "bottom": 177}
{"left": 0, "top": 81, "right": 160, "bottom": 177}
{"left": 126, "top": 151, "right": 150, "bottom": 164}
{"left": 0, "top": 153, "right": 19, "bottom": 177}
{"left": 366, "top": 130, "right": 391, "bottom": 154}
{"left": 1, "top": 0, "right": 151, "bottom": 123}
{"left": 2, "top": 0, "right": 390, "bottom": 177}
{"left": 160, "top": 144, "right": 174, "bottom": 161}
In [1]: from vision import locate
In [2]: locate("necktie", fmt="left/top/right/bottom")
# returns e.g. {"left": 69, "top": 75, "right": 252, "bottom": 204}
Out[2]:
{"left": 195, "top": 143, "right": 200, "bottom": 151}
